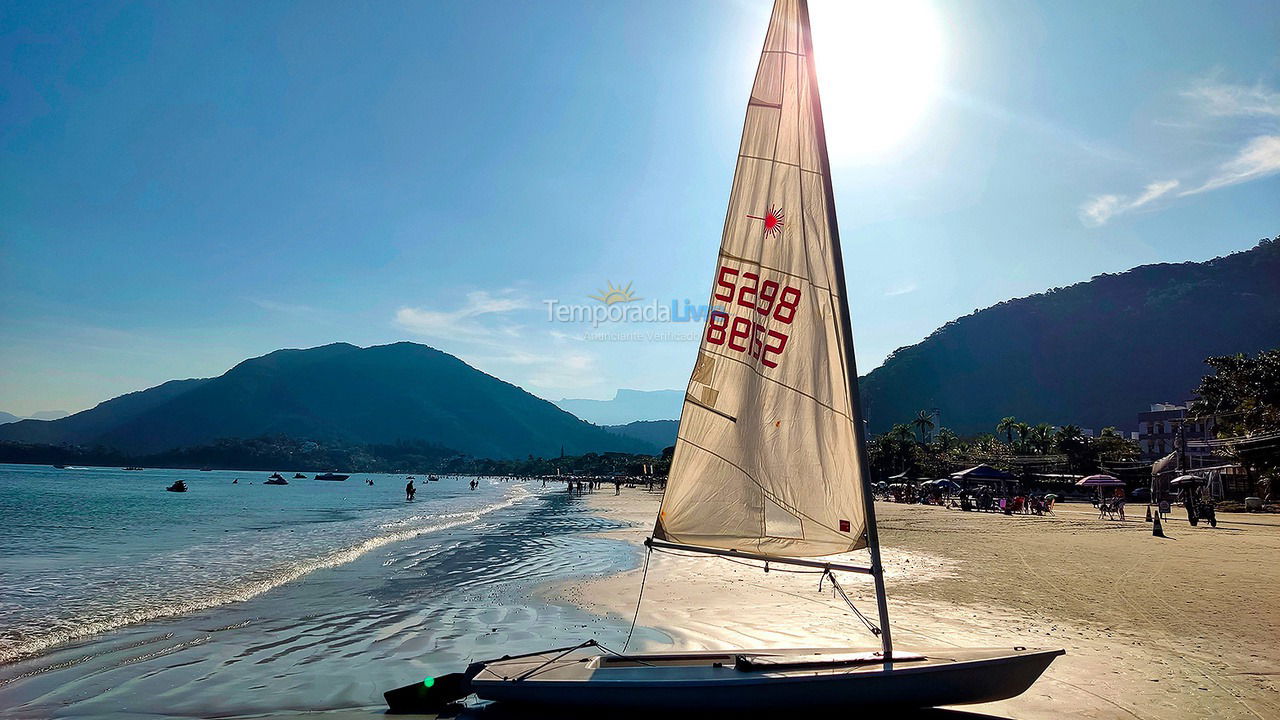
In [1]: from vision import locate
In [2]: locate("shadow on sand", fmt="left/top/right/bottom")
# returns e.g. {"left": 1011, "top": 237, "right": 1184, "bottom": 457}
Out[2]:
{"left": 420, "top": 703, "right": 1012, "bottom": 720}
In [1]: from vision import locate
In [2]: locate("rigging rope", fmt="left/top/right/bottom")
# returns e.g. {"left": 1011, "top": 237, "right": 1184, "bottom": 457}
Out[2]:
{"left": 819, "top": 569, "right": 881, "bottom": 637}
{"left": 622, "top": 547, "right": 652, "bottom": 652}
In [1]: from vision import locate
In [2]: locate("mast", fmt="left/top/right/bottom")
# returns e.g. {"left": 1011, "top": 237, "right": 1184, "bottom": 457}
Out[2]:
{"left": 797, "top": 0, "right": 893, "bottom": 657}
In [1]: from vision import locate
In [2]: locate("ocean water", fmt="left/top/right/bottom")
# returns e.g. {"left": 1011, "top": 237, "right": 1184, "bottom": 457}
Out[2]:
{"left": 0, "top": 463, "right": 528, "bottom": 664}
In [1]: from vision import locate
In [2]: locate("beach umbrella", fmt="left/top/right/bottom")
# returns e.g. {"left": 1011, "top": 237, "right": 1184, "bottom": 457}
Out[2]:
{"left": 934, "top": 479, "right": 961, "bottom": 492}
{"left": 1170, "top": 474, "right": 1206, "bottom": 487}
{"left": 1076, "top": 474, "right": 1124, "bottom": 487}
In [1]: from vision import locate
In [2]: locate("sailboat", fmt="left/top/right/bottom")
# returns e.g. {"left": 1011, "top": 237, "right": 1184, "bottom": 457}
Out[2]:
{"left": 385, "top": 0, "right": 1061, "bottom": 712}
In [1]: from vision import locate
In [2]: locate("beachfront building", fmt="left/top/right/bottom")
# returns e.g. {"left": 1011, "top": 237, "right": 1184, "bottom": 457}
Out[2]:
{"left": 1137, "top": 402, "right": 1215, "bottom": 460}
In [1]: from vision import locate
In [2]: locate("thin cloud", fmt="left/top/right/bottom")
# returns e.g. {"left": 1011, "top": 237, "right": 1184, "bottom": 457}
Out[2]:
{"left": 1079, "top": 179, "right": 1179, "bottom": 227}
{"left": 1180, "top": 135, "right": 1280, "bottom": 196}
{"left": 942, "top": 89, "right": 1132, "bottom": 164}
{"left": 1182, "top": 78, "right": 1280, "bottom": 118}
{"left": 884, "top": 281, "right": 918, "bottom": 297}
{"left": 394, "top": 290, "right": 532, "bottom": 341}
{"left": 1081, "top": 76, "right": 1279, "bottom": 227}
{"left": 469, "top": 343, "right": 599, "bottom": 391}
{"left": 250, "top": 298, "right": 319, "bottom": 316}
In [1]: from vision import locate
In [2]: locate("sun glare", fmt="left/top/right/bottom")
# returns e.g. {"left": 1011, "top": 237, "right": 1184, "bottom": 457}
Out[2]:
{"left": 808, "top": 0, "right": 945, "bottom": 162}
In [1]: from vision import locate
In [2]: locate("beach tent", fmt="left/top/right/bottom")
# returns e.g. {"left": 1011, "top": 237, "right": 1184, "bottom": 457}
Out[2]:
{"left": 1151, "top": 452, "right": 1178, "bottom": 476}
{"left": 1077, "top": 474, "right": 1125, "bottom": 487}
{"left": 950, "top": 465, "right": 1017, "bottom": 486}
{"left": 950, "top": 464, "right": 1017, "bottom": 481}
{"left": 1170, "top": 474, "right": 1207, "bottom": 487}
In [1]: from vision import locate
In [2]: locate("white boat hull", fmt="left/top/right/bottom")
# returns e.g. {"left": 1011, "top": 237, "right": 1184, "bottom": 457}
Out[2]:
{"left": 470, "top": 646, "right": 1063, "bottom": 710}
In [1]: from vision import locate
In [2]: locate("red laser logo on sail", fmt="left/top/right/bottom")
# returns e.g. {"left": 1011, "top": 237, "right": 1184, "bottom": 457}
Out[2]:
{"left": 746, "top": 205, "right": 785, "bottom": 239}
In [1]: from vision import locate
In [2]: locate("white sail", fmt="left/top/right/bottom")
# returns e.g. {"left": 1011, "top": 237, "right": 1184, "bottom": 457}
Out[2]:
{"left": 654, "top": 0, "right": 867, "bottom": 558}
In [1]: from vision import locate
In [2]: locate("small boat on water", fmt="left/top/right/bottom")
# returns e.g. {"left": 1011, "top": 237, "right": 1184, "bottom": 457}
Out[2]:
{"left": 428, "top": 475, "right": 439, "bottom": 482}
{"left": 122, "top": 466, "right": 144, "bottom": 471}
{"left": 294, "top": 473, "right": 307, "bottom": 479}
{"left": 265, "top": 474, "right": 289, "bottom": 485}
{"left": 315, "top": 472, "right": 349, "bottom": 481}
{"left": 384, "top": 1, "right": 1060, "bottom": 713}
{"left": 165, "top": 480, "right": 188, "bottom": 493}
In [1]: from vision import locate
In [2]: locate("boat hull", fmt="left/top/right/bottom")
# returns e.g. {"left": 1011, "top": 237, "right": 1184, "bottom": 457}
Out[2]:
{"left": 470, "top": 646, "right": 1062, "bottom": 710}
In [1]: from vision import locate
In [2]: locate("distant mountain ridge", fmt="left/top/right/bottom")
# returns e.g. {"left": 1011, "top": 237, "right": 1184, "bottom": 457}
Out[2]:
{"left": 604, "top": 420, "right": 679, "bottom": 450}
{"left": 555, "top": 389, "right": 682, "bottom": 425}
{"left": 0, "top": 409, "right": 71, "bottom": 424}
{"left": 859, "top": 238, "right": 1280, "bottom": 434}
{"left": 0, "top": 343, "right": 655, "bottom": 458}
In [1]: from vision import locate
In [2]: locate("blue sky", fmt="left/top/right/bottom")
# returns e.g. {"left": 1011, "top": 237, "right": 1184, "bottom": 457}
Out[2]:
{"left": 2, "top": 0, "right": 1278, "bottom": 416}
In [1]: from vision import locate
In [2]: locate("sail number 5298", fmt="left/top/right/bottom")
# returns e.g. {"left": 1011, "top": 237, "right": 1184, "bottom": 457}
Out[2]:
{"left": 705, "top": 266, "right": 799, "bottom": 369}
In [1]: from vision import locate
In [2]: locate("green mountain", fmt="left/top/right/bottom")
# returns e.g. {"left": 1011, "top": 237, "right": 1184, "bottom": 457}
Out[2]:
{"left": 0, "top": 379, "right": 210, "bottom": 443}
{"left": 859, "top": 238, "right": 1280, "bottom": 435}
{"left": 0, "top": 342, "right": 654, "bottom": 458}
{"left": 604, "top": 419, "right": 679, "bottom": 449}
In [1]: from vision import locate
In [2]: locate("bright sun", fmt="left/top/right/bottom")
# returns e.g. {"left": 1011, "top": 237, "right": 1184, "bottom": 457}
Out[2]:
{"left": 807, "top": 0, "right": 945, "bottom": 162}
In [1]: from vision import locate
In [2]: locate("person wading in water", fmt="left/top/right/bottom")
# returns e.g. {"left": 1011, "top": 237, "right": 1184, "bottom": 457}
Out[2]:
{"left": 405, "top": 479, "right": 416, "bottom": 501}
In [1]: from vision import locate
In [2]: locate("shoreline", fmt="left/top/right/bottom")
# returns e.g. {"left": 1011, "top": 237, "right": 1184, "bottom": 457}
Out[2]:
{"left": 0, "top": 485, "right": 641, "bottom": 719}
{"left": 548, "top": 489, "right": 1280, "bottom": 719}
{"left": 4, "top": 479, "right": 1275, "bottom": 719}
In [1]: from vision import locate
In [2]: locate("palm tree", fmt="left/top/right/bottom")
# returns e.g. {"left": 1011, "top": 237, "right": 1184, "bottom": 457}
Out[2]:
{"left": 912, "top": 410, "right": 935, "bottom": 444}
{"left": 1055, "top": 424, "right": 1088, "bottom": 471}
{"left": 1030, "top": 423, "right": 1054, "bottom": 454}
{"left": 996, "top": 416, "right": 1018, "bottom": 445}
{"left": 1056, "top": 424, "right": 1084, "bottom": 445}
{"left": 1014, "top": 422, "right": 1032, "bottom": 454}
{"left": 889, "top": 423, "right": 915, "bottom": 443}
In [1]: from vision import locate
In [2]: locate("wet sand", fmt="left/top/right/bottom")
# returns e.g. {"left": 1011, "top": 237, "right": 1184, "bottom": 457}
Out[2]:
{"left": 551, "top": 491, "right": 1280, "bottom": 720}
{"left": 0, "top": 488, "right": 658, "bottom": 719}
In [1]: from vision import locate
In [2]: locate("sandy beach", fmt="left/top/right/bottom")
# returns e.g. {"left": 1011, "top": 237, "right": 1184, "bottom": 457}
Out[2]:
{"left": 550, "top": 490, "right": 1280, "bottom": 720}
{"left": 3, "top": 476, "right": 1276, "bottom": 719}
